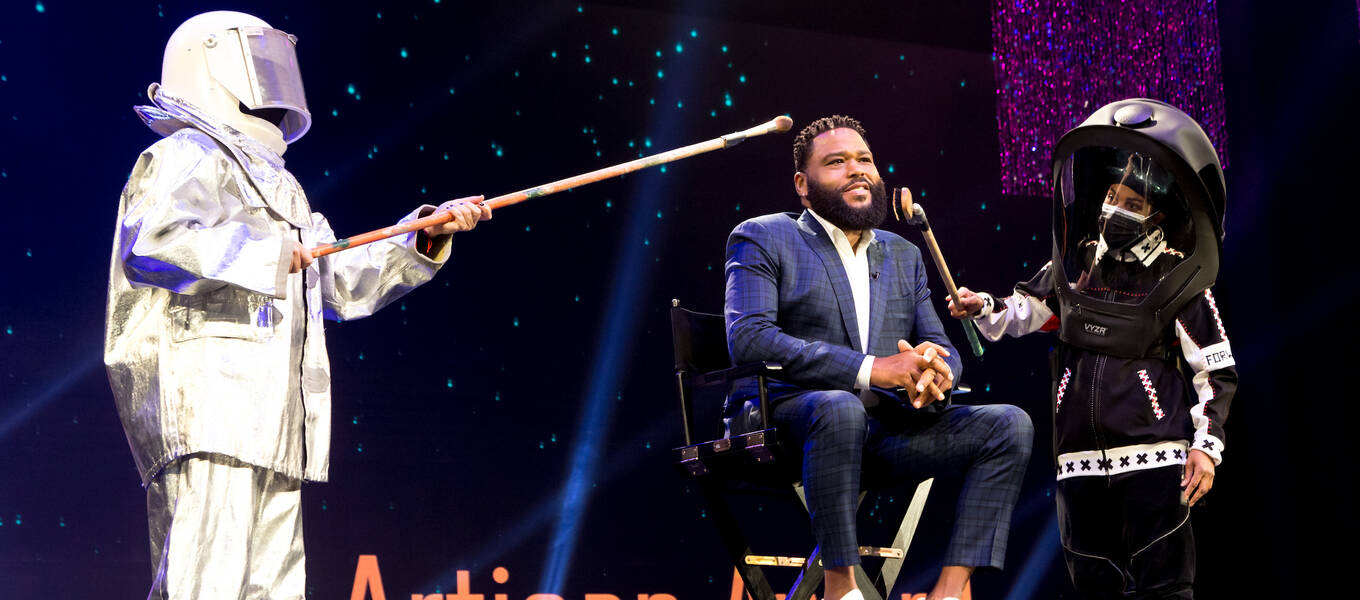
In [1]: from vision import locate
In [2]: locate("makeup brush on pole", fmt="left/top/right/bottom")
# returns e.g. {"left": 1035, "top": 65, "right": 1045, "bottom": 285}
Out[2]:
{"left": 312, "top": 115, "right": 795, "bottom": 258}
{"left": 892, "top": 186, "right": 985, "bottom": 358}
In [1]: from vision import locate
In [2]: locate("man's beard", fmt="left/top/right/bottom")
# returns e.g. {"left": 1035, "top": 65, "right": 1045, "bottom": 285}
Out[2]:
{"left": 805, "top": 176, "right": 889, "bottom": 231}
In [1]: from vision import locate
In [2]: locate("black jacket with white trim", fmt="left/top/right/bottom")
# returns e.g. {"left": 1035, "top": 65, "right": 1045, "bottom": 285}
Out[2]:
{"left": 972, "top": 247, "right": 1237, "bottom": 479}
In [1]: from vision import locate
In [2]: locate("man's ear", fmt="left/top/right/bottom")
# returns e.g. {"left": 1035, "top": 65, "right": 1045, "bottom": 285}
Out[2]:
{"left": 794, "top": 171, "right": 809, "bottom": 207}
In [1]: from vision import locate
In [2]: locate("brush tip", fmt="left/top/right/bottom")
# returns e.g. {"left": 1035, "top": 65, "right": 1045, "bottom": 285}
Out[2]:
{"left": 892, "top": 187, "right": 915, "bottom": 221}
{"left": 772, "top": 115, "right": 793, "bottom": 132}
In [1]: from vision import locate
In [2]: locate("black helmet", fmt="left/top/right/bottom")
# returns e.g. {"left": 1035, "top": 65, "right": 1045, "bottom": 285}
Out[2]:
{"left": 1047, "top": 99, "right": 1225, "bottom": 358}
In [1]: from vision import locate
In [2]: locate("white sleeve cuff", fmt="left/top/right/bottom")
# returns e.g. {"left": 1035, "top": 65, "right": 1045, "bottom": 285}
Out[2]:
{"left": 972, "top": 292, "right": 997, "bottom": 319}
{"left": 856, "top": 355, "right": 875, "bottom": 390}
{"left": 1191, "top": 434, "right": 1224, "bottom": 465}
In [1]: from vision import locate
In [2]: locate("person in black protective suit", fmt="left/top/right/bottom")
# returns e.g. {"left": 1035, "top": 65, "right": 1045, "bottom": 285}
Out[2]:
{"left": 947, "top": 99, "right": 1237, "bottom": 599}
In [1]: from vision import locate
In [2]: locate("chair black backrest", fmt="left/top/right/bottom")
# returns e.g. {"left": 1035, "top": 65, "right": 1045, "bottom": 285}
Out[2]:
{"left": 670, "top": 301, "right": 733, "bottom": 375}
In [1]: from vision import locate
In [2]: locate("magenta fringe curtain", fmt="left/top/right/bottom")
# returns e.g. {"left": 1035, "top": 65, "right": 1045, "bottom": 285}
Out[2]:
{"left": 991, "top": 0, "right": 1228, "bottom": 196}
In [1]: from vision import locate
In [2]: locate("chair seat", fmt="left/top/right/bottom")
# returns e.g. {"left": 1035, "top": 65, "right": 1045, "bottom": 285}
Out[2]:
{"left": 674, "top": 428, "right": 780, "bottom": 477}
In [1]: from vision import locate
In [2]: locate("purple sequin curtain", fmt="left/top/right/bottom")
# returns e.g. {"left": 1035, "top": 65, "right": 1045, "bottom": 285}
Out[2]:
{"left": 991, "top": 0, "right": 1227, "bottom": 197}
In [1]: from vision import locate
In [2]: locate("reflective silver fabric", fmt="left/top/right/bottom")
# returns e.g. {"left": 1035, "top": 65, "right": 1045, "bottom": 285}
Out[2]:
{"left": 108, "top": 92, "right": 450, "bottom": 485}
{"left": 147, "top": 454, "right": 305, "bottom": 600}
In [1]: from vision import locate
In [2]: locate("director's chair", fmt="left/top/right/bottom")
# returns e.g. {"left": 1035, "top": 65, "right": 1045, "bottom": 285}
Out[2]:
{"left": 669, "top": 299, "right": 933, "bottom": 600}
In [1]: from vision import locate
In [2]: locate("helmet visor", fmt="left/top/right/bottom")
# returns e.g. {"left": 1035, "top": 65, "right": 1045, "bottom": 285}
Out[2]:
{"left": 237, "top": 26, "right": 310, "bottom": 141}
{"left": 1054, "top": 146, "right": 1196, "bottom": 305}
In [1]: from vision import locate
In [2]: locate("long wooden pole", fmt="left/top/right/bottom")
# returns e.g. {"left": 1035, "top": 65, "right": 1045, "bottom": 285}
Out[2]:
{"left": 312, "top": 115, "right": 794, "bottom": 258}
{"left": 894, "top": 187, "right": 986, "bottom": 357}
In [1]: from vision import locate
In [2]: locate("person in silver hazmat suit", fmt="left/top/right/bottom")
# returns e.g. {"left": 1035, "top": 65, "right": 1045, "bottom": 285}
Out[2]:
{"left": 103, "top": 11, "right": 489, "bottom": 599}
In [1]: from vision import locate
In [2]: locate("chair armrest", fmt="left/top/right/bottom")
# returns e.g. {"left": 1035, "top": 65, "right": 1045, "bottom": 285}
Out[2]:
{"left": 693, "top": 361, "right": 783, "bottom": 387}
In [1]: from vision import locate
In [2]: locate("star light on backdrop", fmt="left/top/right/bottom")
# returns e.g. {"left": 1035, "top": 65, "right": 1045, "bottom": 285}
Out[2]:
{"left": 0, "top": 356, "right": 100, "bottom": 442}
{"left": 990, "top": 0, "right": 1228, "bottom": 197}
{"left": 419, "top": 413, "right": 679, "bottom": 592}
{"left": 538, "top": 6, "right": 720, "bottom": 593}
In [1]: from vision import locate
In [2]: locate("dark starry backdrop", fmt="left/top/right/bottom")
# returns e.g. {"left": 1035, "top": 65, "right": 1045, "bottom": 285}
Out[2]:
{"left": 0, "top": 1, "right": 1354, "bottom": 598}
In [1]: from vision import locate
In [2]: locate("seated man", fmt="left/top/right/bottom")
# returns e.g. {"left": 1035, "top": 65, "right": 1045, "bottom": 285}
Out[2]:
{"left": 724, "top": 115, "right": 1033, "bottom": 600}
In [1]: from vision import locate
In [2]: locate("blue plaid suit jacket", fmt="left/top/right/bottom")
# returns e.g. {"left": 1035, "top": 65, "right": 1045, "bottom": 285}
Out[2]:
{"left": 723, "top": 210, "right": 962, "bottom": 427}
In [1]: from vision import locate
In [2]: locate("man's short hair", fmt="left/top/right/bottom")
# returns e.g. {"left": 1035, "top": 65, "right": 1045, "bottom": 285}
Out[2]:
{"left": 793, "top": 115, "right": 868, "bottom": 172}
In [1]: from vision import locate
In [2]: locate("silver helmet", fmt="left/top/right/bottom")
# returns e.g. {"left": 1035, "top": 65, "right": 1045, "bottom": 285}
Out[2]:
{"left": 153, "top": 11, "right": 311, "bottom": 155}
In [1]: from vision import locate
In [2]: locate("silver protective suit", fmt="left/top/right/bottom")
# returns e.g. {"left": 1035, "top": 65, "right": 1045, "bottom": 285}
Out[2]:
{"left": 106, "top": 90, "right": 450, "bottom": 486}
{"left": 146, "top": 454, "right": 307, "bottom": 599}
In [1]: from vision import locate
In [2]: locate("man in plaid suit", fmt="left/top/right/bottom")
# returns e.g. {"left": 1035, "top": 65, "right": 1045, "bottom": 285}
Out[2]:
{"left": 724, "top": 116, "right": 1033, "bottom": 600}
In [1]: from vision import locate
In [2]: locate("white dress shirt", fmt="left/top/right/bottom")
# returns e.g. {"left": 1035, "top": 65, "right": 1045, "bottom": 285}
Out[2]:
{"left": 807, "top": 209, "right": 877, "bottom": 391}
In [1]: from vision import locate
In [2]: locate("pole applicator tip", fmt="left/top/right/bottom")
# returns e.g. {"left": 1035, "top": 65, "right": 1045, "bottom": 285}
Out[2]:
{"left": 892, "top": 187, "right": 914, "bottom": 222}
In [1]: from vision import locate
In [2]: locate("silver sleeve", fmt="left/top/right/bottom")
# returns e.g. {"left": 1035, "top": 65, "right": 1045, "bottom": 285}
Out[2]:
{"left": 118, "top": 135, "right": 292, "bottom": 298}
{"left": 312, "top": 207, "right": 448, "bottom": 322}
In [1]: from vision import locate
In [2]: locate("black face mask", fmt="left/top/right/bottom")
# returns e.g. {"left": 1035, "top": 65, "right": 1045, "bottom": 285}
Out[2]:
{"left": 1099, "top": 203, "right": 1152, "bottom": 251}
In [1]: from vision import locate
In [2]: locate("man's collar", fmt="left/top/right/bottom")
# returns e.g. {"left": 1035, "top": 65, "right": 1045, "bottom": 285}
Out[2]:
{"left": 807, "top": 209, "right": 876, "bottom": 252}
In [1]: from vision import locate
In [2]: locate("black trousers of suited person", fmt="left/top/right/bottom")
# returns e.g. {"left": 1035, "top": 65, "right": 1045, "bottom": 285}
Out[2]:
{"left": 1057, "top": 465, "right": 1195, "bottom": 599}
